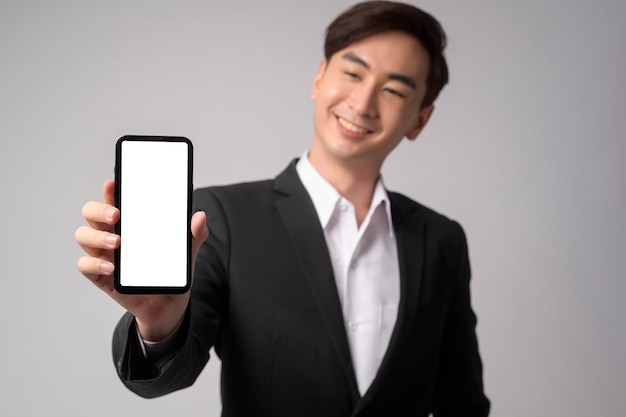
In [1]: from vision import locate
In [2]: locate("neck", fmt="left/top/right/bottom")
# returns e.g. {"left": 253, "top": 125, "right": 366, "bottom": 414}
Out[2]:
{"left": 307, "top": 147, "right": 382, "bottom": 225}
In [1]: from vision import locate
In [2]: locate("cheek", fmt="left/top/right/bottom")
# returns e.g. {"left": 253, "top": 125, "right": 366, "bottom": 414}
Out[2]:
{"left": 317, "top": 77, "right": 351, "bottom": 103}
{"left": 380, "top": 108, "right": 404, "bottom": 130}
{"left": 384, "top": 105, "right": 419, "bottom": 132}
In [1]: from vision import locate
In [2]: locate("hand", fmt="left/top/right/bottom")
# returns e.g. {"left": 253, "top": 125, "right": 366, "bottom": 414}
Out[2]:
{"left": 75, "top": 180, "right": 209, "bottom": 341}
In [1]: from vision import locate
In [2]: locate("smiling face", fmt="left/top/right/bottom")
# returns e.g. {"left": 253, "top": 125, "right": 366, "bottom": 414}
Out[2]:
{"left": 309, "top": 30, "right": 435, "bottom": 176}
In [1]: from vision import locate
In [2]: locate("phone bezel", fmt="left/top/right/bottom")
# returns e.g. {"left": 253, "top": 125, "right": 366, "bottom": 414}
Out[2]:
{"left": 113, "top": 135, "right": 193, "bottom": 294}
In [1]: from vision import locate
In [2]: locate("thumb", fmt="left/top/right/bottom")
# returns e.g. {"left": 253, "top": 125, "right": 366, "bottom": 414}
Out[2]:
{"left": 191, "top": 210, "right": 209, "bottom": 256}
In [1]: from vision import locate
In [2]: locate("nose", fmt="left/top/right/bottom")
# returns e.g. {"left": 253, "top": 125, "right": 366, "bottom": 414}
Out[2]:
{"left": 347, "top": 82, "right": 378, "bottom": 119}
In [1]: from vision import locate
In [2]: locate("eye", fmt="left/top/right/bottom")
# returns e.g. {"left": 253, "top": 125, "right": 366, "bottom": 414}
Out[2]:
{"left": 384, "top": 87, "right": 406, "bottom": 99}
{"left": 344, "top": 71, "right": 360, "bottom": 80}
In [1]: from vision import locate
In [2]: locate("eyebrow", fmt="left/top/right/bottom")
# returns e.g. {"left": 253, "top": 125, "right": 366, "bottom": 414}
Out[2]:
{"left": 341, "top": 52, "right": 417, "bottom": 90}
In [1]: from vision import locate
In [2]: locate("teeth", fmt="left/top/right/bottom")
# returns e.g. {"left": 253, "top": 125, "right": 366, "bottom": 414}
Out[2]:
{"left": 338, "top": 117, "right": 368, "bottom": 134}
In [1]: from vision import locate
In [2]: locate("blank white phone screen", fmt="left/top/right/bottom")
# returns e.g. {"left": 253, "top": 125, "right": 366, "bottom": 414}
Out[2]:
{"left": 120, "top": 140, "right": 189, "bottom": 287}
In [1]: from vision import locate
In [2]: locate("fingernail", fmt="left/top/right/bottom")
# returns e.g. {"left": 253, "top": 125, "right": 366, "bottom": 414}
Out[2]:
{"left": 105, "top": 208, "right": 116, "bottom": 221}
{"left": 100, "top": 262, "right": 114, "bottom": 273}
{"left": 104, "top": 234, "right": 117, "bottom": 245}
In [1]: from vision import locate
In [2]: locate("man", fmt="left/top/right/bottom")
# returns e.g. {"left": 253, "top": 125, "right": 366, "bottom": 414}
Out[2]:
{"left": 76, "top": 1, "right": 490, "bottom": 416}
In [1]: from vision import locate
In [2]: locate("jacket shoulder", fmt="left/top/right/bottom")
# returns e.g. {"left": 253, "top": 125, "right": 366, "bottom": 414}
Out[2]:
{"left": 388, "top": 191, "right": 466, "bottom": 239}
{"left": 388, "top": 191, "right": 457, "bottom": 223}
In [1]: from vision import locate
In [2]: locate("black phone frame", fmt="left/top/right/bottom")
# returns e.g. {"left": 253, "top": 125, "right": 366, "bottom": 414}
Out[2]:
{"left": 113, "top": 135, "right": 193, "bottom": 294}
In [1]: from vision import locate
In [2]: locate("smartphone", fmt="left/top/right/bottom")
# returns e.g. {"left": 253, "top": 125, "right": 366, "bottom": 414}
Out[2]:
{"left": 114, "top": 135, "right": 193, "bottom": 294}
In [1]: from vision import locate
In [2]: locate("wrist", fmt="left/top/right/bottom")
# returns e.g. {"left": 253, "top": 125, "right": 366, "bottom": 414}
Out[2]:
{"left": 135, "top": 311, "right": 185, "bottom": 342}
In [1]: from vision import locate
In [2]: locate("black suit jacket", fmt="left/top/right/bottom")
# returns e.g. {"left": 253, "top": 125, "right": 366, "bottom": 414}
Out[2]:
{"left": 112, "top": 160, "right": 490, "bottom": 416}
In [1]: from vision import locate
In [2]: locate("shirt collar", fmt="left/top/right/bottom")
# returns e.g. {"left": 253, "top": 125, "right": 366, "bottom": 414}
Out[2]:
{"left": 296, "top": 152, "right": 394, "bottom": 237}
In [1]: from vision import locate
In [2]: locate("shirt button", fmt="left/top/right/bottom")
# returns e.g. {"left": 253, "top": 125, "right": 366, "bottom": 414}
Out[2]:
{"left": 348, "top": 321, "right": 358, "bottom": 331}
{"left": 340, "top": 204, "right": 349, "bottom": 211}
{"left": 350, "top": 260, "right": 358, "bottom": 269}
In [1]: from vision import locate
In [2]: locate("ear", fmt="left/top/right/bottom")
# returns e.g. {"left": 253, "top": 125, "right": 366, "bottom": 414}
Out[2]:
{"left": 310, "top": 60, "right": 328, "bottom": 100}
{"left": 406, "top": 104, "right": 435, "bottom": 140}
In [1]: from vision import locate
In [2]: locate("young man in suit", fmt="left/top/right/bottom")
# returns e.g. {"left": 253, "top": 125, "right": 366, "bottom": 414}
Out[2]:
{"left": 76, "top": 1, "right": 490, "bottom": 415}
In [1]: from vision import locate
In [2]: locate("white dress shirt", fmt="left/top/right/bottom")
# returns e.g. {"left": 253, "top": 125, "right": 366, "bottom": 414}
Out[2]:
{"left": 296, "top": 153, "right": 400, "bottom": 395}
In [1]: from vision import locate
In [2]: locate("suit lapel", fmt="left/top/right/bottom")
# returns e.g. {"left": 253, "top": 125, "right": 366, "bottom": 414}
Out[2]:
{"left": 356, "top": 192, "right": 426, "bottom": 411}
{"left": 273, "top": 161, "right": 361, "bottom": 400}
{"left": 386, "top": 192, "right": 426, "bottom": 362}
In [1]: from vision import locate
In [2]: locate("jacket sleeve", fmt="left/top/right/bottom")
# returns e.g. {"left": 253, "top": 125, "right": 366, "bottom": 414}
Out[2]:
{"left": 433, "top": 222, "right": 490, "bottom": 416}
{"left": 111, "top": 188, "right": 230, "bottom": 398}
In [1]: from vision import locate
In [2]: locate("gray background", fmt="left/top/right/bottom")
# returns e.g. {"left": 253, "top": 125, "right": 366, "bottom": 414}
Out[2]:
{"left": 1, "top": 0, "right": 624, "bottom": 415}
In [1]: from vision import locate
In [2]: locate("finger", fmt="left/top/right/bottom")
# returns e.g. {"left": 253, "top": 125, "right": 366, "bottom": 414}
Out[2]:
{"left": 75, "top": 225, "right": 119, "bottom": 256}
{"left": 191, "top": 210, "right": 209, "bottom": 256}
{"left": 103, "top": 179, "right": 115, "bottom": 206}
{"left": 77, "top": 257, "right": 139, "bottom": 311}
{"left": 77, "top": 256, "right": 115, "bottom": 284}
{"left": 82, "top": 201, "right": 119, "bottom": 232}
{"left": 189, "top": 211, "right": 209, "bottom": 285}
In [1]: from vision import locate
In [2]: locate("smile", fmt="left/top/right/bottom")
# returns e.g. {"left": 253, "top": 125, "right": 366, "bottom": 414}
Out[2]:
{"left": 337, "top": 116, "right": 370, "bottom": 135}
